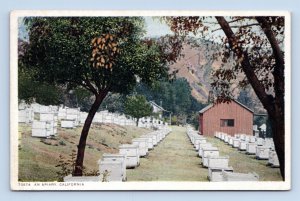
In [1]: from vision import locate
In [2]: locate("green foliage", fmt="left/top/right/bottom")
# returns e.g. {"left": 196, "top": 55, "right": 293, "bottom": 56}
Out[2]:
{"left": 135, "top": 78, "right": 206, "bottom": 128}
{"left": 55, "top": 150, "right": 77, "bottom": 182}
{"left": 18, "top": 67, "right": 62, "bottom": 105}
{"left": 171, "top": 115, "right": 178, "bottom": 125}
{"left": 55, "top": 150, "right": 101, "bottom": 181}
{"left": 124, "top": 95, "right": 153, "bottom": 124}
{"left": 21, "top": 17, "right": 169, "bottom": 96}
{"left": 99, "top": 93, "right": 126, "bottom": 113}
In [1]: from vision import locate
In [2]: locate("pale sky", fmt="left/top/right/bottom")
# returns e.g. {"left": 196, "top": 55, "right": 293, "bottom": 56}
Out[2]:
{"left": 144, "top": 17, "right": 173, "bottom": 37}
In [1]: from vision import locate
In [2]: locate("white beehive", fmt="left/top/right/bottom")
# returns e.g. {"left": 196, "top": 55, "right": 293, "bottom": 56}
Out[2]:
{"left": 256, "top": 138, "right": 264, "bottom": 146}
{"left": 101, "top": 154, "right": 126, "bottom": 181}
{"left": 240, "top": 134, "right": 246, "bottom": 141}
{"left": 148, "top": 134, "right": 158, "bottom": 146}
{"left": 32, "top": 120, "right": 52, "bottom": 138}
{"left": 64, "top": 175, "right": 101, "bottom": 182}
{"left": 198, "top": 143, "right": 213, "bottom": 157}
{"left": 194, "top": 137, "right": 207, "bottom": 150}
{"left": 208, "top": 166, "right": 233, "bottom": 182}
{"left": 256, "top": 146, "right": 270, "bottom": 159}
{"left": 268, "top": 150, "right": 280, "bottom": 167}
{"left": 207, "top": 156, "right": 229, "bottom": 169}
{"left": 98, "top": 160, "right": 123, "bottom": 182}
{"left": 228, "top": 137, "right": 233, "bottom": 145}
{"left": 232, "top": 139, "right": 240, "bottom": 148}
{"left": 119, "top": 144, "right": 139, "bottom": 168}
{"left": 132, "top": 138, "right": 148, "bottom": 157}
{"left": 246, "top": 143, "right": 257, "bottom": 155}
{"left": 222, "top": 171, "right": 259, "bottom": 181}
{"left": 202, "top": 147, "right": 220, "bottom": 167}
{"left": 249, "top": 136, "right": 256, "bottom": 143}
{"left": 61, "top": 120, "right": 75, "bottom": 128}
{"left": 224, "top": 135, "right": 229, "bottom": 143}
{"left": 40, "top": 113, "right": 55, "bottom": 121}
{"left": 58, "top": 108, "right": 67, "bottom": 120}
{"left": 140, "top": 135, "right": 154, "bottom": 150}
{"left": 31, "top": 128, "right": 52, "bottom": 138}
{"left": 238, "top": 141, "right": 247, "bottom": 151}
{"left": 80, "top": 112, "right": 88, "bottom": 124}
{"left": 18, "top": 109, "right": 29, "bottom": 123}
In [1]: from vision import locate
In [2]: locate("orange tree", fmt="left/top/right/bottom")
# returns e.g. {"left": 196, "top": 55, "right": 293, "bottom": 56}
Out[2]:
{"left": 163, "top": 16, "right": 286, "bottom": 179}
{"left": 21, "top": 17, "right": 170, "bottom": 176}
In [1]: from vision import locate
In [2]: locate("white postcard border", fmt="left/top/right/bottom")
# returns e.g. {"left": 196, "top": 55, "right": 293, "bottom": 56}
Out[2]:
{"left": 10, "top": 10, "right": 291, "bottom": 191}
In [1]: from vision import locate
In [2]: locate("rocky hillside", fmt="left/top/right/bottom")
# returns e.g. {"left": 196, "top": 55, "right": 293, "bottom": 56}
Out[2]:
{"left": 170, "top": 40, "right": 266, "bottom": 114}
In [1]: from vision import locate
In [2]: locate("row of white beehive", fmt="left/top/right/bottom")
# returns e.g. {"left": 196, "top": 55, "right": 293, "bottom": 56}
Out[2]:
{"left": 20, "top": 103, "right": 165, "bottom": 130}
{"left": 214, "top": 131, "right": 279, "bottom": 168}
{"left": 31, "top": 112, "right": 58, "bottom": 138}
{"left": 138, "top": 117, "right": 167, "bottom": 129}
{"left": 64, "top": 127, "right": 172, "bottom": 182}
{"left": 19, "top": 103, "right": 59, "bottom": 124}
{"left": 59, "top": 109, "right": 139, "bottom": 128}
{"left": 186, "top": 127, "right": 259, "bottom": 182}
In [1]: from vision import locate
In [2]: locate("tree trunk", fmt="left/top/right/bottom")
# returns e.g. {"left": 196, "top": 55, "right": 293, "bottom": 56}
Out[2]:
{"left": 73, "top": 91, "right": 108, "bottom": 176}
{"left": 269, "top": 113, "right": 285, "bottom": 180}
{"left": 136, "top": 118, "right": 139, "bottom": 127}
{"left": 215, "top": 16, "right": 285, "bottom": 179}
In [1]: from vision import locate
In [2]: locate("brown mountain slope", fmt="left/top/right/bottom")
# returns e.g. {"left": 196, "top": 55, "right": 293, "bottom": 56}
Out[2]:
{"left": 169, "top": 42, "right": 266, "bottom": 114}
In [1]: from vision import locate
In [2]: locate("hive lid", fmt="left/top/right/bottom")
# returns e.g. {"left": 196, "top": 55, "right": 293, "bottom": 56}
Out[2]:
{"left": 202, "top": 146, "right": 218, "bottom": 151}
{"left": 98, "top": 160, "right": 123, "bottom": 165}
{"left": 209, "top": 155, "right": 230, "bottom": 159}
{"left": 119, "top": 144, "right": 138, "bottom": 149}
{"left": 102, "top": 153, "right": 126, "bottom": 158}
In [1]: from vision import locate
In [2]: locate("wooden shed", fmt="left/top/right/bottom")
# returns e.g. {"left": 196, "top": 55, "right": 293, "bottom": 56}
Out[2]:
{"left": 199, "top": 100, "right": 253, "bottom": 136}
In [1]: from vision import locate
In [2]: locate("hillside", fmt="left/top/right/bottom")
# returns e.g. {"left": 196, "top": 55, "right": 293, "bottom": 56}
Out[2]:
{"left": 18, "top": 123, "right": 152, "bottom": 182}
{"left": 170, "top": 40, "right": 266, "bottom": 114}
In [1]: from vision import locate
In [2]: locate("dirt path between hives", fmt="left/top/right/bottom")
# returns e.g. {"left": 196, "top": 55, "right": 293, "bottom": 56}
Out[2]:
{"left": 126, "top": 126, "right": 209, "bottom": 181}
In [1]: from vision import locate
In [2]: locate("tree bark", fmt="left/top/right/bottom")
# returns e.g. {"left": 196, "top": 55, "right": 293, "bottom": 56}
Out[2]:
{"left": 215, "top": 16, "right": 285, "bottom": 179}
{"left": 73, "top": 90, "right": 108, "bottom": 176}
{"left": 136, "top": 118, "right": 139, "bottom": 127}
{"left": 255, "top": 16, "right": 285, "bottom": 179}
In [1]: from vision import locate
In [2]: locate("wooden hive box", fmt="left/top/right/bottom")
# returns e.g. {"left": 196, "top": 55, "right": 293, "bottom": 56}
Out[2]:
{"left": 99, "top": 160, "right": 123, "bottom": 182}
{"left": 198, "top": 143, "right": 213, "bottom": 157}
{"left": 222, "top": 171, "right": 259, "bottom": 181}
{"left": 208, "top": 166, "right": 233, "bottom": 182}
{"left": 202, "top": 147, "right": 219, "bottom": 167}
{"left": 256, "top": 146, "right": 270, "bottom": 159}
{"left": 238, "top": 141, "right": 247, "bottom": 151}
{"left": 207, "top": 155, "right": 229, "bottom": 169}
{"left": 246, "top": 143, "right": 257, "bottom": 155}
{"left": 101, "top": 154, "right": 127, "bottom": 181}
{"left": 119, "top": 144, "right": 139, "bottom": 168}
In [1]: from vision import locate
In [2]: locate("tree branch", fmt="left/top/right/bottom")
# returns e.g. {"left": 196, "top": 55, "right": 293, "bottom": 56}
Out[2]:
{"left": 212, "top": 23, "right": 260, "bottom": 32}
{"left": 215, "top": 16, "right": 275, "bottom": 116}
{"left": 84, "top": 78, "right": 98, "bottom": 95}
{"left": 255, "top": 17, "right": 285, "bottom": 102}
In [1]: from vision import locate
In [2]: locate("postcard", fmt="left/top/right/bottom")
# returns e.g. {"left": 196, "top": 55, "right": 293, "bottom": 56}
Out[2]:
{"left": 10, "top": 10, "right": 291, "bottom": 190}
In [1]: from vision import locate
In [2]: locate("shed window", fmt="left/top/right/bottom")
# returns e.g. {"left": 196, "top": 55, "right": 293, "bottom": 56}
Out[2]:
{"left": 220, "top": 119, "right": 235, "bottom": 127}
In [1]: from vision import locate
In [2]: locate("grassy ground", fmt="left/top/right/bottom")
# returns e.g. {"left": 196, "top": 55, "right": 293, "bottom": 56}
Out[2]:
{"left": 127, "top": 126, "right": 282, "bottom": 181}
{"left": 206, "top": 137, "right": 282, "bottom": 181}
{"left": 127, "top": 126, "right": 208, "bottom": 181}
{"left": 18, "top": 123, "right": 151, "bottom": 182}
{"left": 18, "top": 124, "right": 282, "bottom": 182}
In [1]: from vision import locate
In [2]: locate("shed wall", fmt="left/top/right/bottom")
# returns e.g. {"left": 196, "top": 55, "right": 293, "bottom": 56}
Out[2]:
{"left": 200, "top": 101, "right": 253, "bottom": 136}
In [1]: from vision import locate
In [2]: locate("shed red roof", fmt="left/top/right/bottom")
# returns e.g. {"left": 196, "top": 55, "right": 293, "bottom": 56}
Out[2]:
{"left": 199, "top": 100, "right": 254, "bottom": 114}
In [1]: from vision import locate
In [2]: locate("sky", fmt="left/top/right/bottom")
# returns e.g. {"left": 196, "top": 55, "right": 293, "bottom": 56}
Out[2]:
{"left": 18, "top": 16, "right": 174, "bottom": 41}
{"left": 144, "top": 17, "right": 173, "bottom": 37}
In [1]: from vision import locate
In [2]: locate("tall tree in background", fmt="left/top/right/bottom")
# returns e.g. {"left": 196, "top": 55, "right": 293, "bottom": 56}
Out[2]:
{"left": 164, "top": 16, "right": 286, "bottom": 179}
{"left": 124, "top": 95, "right": 153, "bottom": 126}
{"left": 21, "top": 17, "right": 169, "bottom": 176}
